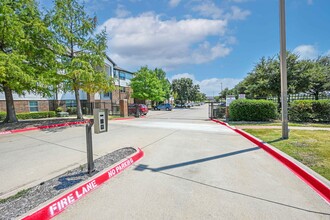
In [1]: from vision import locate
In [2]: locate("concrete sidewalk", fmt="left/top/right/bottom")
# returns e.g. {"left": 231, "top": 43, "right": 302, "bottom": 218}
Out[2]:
{"left": 54, "top": 107, "right": 329, "bottom": 219}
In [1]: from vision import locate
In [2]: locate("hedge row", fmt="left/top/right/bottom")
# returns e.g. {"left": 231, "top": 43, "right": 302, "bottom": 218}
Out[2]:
{"left": 0, "top": 111, "right": 56, "bottom": 121}
{"left": 289, "top": 100, "right": 330, "bottom": 122}
{"left": 229, "top": 99, "right": 278, "bottom": 121}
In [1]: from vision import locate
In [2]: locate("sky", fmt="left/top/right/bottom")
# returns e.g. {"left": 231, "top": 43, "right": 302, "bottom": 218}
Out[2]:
{"left": 41, "top": 0, "right": 330, "bottom": 96}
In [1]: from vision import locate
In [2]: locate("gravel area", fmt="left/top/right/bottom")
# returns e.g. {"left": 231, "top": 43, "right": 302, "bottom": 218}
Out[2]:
{"left": 0, "top": 147, "right": 136, "bottom": 220}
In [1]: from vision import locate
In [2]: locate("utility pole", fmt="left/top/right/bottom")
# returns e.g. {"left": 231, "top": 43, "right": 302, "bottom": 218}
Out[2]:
{"left": 279, "top": 0, "right": 289, "bottom": 139}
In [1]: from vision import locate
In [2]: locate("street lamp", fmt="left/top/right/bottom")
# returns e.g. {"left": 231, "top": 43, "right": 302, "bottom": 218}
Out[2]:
{"left": 279, "top": 0, "right": 289, "bottom": 139}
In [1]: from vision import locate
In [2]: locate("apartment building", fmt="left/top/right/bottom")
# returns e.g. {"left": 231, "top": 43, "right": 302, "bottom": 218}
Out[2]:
{"left": 0, "top": 56, "right": 134, "bottom": 115}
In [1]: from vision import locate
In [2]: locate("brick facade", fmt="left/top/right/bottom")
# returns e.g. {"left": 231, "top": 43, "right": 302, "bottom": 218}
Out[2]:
{"left": 0, "top": 100, "right": 52, "bottom": 113}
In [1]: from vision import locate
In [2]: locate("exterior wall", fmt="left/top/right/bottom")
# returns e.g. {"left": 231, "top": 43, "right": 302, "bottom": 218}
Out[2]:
{"left": 0, "top": 56, "right": 134, "bottom": 114}
{"left": 0, "top": 100, "right": 53, "bottom": 113}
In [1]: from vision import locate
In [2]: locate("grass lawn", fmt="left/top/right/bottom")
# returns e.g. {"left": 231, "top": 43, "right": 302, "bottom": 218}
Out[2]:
{"left": 229, "top": 121, "right": 330, "bottom": 128}
{"left": 243, "top": 129, "right": 330, "bottom": 181}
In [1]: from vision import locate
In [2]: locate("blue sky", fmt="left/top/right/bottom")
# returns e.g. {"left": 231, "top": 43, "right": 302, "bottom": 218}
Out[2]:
{"left": 41, "top": 0, "right": 330, "bottom": 96}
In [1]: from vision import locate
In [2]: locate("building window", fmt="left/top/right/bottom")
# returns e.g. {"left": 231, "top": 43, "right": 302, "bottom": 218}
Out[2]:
{"left": 119, "top": 71, "right": 125, "bottom": 80}
{"left": 109, "top": 66, "right": 113, "bottom": 77}
{"left": 120, "top": 86, "right": 126, "bottom": 92}
{"left": 65, "top": 100, "right": 77, "bottom": 107}
{"left": 104, "top": 65, "right": 110, "bottom": 76}
{"left": 126, "top": 73, "right": 133, "bottom": 80}
{"left": 104, "top": 92, "right": 112, "bottom": 99}
{"left": 29, "top": 101, "right": 38, "bottom": 112}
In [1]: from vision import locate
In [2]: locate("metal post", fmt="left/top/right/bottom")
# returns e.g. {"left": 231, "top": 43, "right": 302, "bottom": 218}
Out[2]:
{"left": 279, "top": 0, "right": 289, "bottom": 139}
{"left": 86, "top": 119, "right": 95, "bottom": 175}
{"left": 210, "top": 102, "right": 214, "bottom": 119}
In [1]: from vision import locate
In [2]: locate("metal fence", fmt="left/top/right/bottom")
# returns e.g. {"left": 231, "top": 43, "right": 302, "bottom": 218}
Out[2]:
{"left": 257, "top": 94, "right": 330, "bottom": 103}
{"left": 208, "top": 102, "right": 226, "bottom": 120}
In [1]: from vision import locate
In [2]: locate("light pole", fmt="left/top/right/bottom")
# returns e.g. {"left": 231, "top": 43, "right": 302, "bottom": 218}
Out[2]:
{"left": 279, "top": 0, "right": 289, "bottom": 139}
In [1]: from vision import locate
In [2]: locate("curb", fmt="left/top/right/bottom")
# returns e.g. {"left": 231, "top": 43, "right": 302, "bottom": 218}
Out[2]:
{"left": 0, "top": 120, "right": 89, "bottom": 135}
{"left": 211, "top": 119, "right": 330, "bottom": 204}
{"left": 21, "top": 148, "right": 144, "bottom": 220}
{"left": 0, "top": 115, "right": 146, "bottom": 135}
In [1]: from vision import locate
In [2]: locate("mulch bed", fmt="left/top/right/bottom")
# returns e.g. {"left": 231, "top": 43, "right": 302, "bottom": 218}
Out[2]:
{"left": 0, "top": 147, "right": 137, "bottom": 220}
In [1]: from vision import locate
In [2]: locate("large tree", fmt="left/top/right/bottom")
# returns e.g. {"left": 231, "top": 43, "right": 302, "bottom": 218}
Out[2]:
{"left": 47, "top": 0, "right": 114, "bottom": 119}
{"left": 306, "top": 57, "right": 330, "bottom": 100}
{"left": 239, "top": 52, "right": 310, "bottom": 104}
{"left": 154, "top": 68, "right": 171, "bottom": 102}
{"left": 172, "top": 78, "right": 200, "bottom": 104}
{"left": 0, "top": 0, "right": 57, "bottom": 123}
{"left": 130, "top": 66, "right": 165, "bottom": 103}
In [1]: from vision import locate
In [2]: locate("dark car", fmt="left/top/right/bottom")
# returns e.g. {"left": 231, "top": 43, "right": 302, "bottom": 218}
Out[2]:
{"left": 154, "top": 103, "right": 173, "bottom": 111}
{"left": 128, "top": 104, "right": 149, "bottom": 116}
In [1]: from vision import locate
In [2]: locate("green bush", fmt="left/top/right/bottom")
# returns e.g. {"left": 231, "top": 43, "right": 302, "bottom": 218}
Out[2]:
{"left": 289, "top": 100, "right": 330, "bottom": 122}
{"left": 66, "top": 107, "right": 77, "bottom": 115}
{"left": 16, "top": 111, "right": 56, "bottom": 120}
{"left": 0, "top": 111, "right": 56, "bottom": 121}
{"left": 229, "top": 99, "right": 278, "bottom": 121}
{"left": 0, "top": 112, "right": 6, "bottom": 121}
{"left": 55, "top": 107, "right": 63, "bottom": 112}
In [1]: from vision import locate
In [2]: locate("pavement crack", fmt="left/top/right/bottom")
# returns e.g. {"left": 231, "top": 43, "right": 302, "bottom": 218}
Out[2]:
{"left": 141, "top": 130, "right": 179, "bottom": 149}
{"left": 19, "top": 133, "right": 87, "bottom": 154}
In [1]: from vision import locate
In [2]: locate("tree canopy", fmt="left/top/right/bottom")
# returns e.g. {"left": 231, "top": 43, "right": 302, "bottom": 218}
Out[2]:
{"left": 172, "top": 77, "right": 202, "bottom": 104}
{"left": 130, "top": 66, "right": 167, "bottom": 103}
{"left": 222, "top": 52, "right": 330, "bottom": 101}
{"left": 0, "top": 0, "right": 57, "bottom": 122}
{"left": 46, "top": 0, "right": 114, "bottom": 119}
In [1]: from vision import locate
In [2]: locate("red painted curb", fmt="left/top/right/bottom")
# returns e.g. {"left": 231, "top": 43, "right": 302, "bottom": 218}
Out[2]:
{"left": 21, "top": 148, "right": 144, "bottom": 220}
{"left": 211, "top": 119, "right": 330, "bottom": 204}
{"left": 0, "top": 120, "right": 89, "bottom": 135}
{"left": 112, "top": 117, "right": 135, "bottom": 121}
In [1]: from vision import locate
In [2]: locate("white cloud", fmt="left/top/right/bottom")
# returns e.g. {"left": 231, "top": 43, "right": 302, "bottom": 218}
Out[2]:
{"left": 99, "top": 13, "right": 230, "bottom": 69}
{"left": 293, "top": 45, "right": 318, "bottom": 60}
{"left": 191, "top": 1, "right": 223, "bottom": 19}
{"left": 191, "top": 1, "right": 250, "bottom": 21}
{"left": 307, "top": 0, "right": 313, "bottom": 5}
{"left": 169, "top": 0, "right": 181, "bottom": 8}
{"left": 226, "top": 6, "right": 250, "bottom": 20}
{"left": 324, "top": 50, "right": 330, "bottom": 56}
{"left": 170, "top": 73, "right": 242, "bottom": 96}
{"left": 115, "top": 4, "right": 131, "bottom": 18}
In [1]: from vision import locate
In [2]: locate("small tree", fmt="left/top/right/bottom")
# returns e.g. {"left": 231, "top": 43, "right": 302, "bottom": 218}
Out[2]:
{"left": 47, "top": 0, "right": 114, "bottom": 119}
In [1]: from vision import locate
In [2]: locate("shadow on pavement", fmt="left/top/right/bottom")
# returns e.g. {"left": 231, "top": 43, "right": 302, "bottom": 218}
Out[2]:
{"left": 135, "top": 147, "right": 260, "bottom": 172}
{"left": 134, "top": 147, "right": 330, "bottom": 216}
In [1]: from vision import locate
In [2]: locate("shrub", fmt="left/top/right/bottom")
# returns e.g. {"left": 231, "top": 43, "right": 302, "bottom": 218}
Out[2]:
{"left": 229, "top": 99, "right": 278, "bottom": 121}
{"left": 0, "top": 111, "right": 56, "bottom": 121}
{"left": 66, "top": 107, "right": 77, "bottom": 115}
{"left": 289, "top": 100, "right": 330, "bottom": 122}
{"left": 16, "top": 111, "right": 56, "bottom": 120}
{"left": 55, "top": 107, "right": 63, "bottom": 112}
{"left": 0, "top": 112, "right": 6, "bottom": 121}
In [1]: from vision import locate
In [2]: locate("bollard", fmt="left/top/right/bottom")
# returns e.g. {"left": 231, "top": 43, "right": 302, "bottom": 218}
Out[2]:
{"left": 135, "top": 105, "right": 140, "bottom": 118}
{"left": 86, "top": 119, "right": 95, "bottom": 175}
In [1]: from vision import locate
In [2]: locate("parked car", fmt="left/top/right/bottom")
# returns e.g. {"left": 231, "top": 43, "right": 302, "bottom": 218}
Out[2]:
{"left": 154, "top": 103, "right": 173, "bottom": 111}
{"left": 128, "top": 104, "right": 149, "bottom": 116}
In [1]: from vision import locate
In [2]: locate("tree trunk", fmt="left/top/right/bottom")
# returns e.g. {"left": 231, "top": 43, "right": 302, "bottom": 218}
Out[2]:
{"left": 74, "top": 87, "right": 83, "bottom": 119}
{"left": 3, "top": 85, "right": 18, "bottom": 123}
{"left": 315, "top": 91, "right": 319, "bottom": 100}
